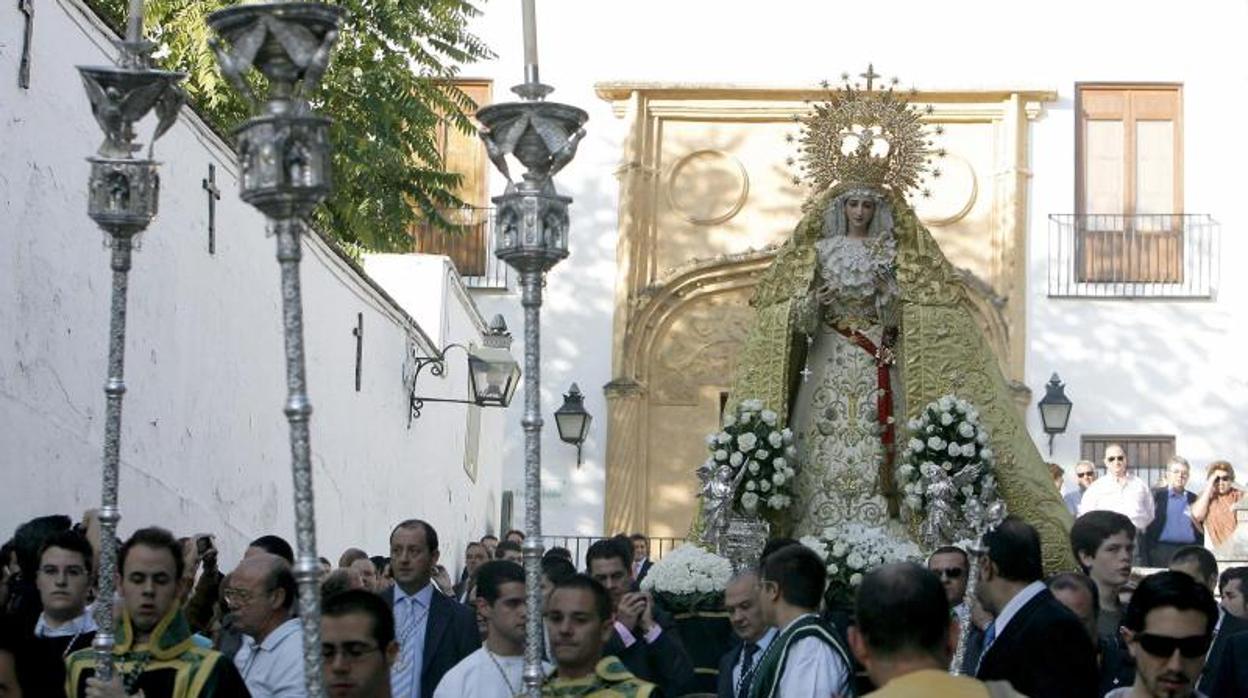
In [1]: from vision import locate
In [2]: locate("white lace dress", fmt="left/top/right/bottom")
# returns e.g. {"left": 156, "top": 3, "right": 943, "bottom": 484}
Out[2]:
{"left": 788, "top": 233, "right": 902, "bottom": 537}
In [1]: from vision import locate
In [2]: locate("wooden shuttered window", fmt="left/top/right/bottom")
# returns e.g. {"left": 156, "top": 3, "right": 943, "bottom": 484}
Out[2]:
{"left": 411, "top": 79, "right": 492, "bottom": 276}
{"left": 1076, "top": 85, "right": 1183, "bottom": 283}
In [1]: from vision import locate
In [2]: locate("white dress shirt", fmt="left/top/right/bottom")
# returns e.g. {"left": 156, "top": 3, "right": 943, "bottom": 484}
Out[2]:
{"left": 432, "top": 646, "right": 550, "bottom": 698}
{"left": 234, "top": 616, "right": 305, "bottom": 697}
{"left": 776, "top": 614, "right": 850, "bottom": 697}
{"left": 731, "top": 627, "right": 777, "bottom": 695}
{"left": 1078, "top": 474, "right": 1155, "bottom": 530}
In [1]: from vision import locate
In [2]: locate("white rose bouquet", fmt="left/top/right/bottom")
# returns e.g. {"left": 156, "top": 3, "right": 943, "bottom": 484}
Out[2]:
{"left": 895, "top": 394, "right": 1007, "bottom": 548}
{"left": 801, "top": 523, "right": 922, "bottom": 607}
{"left": 702, "top": 399, "right": 799, "bottom": 522}
{"left": 638, "top": 544, "right": 734, "bottom": 612}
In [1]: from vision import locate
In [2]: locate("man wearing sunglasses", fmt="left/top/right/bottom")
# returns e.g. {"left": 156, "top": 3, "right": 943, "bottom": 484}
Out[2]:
{"left": 928, "top": 547, "right": 988, "bottom": 675}
{"left": 1065, "top": 460, "right": 1098, "bottom": 515}
{"left": 1105, "top": 570, "right": 1217, "bottom": 698}
{"left": 1079, "top": 445, "right": 1155, "bottom": 560}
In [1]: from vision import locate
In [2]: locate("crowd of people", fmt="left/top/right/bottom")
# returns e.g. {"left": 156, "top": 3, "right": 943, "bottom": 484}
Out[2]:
{"left": 0, "top": 445, "right": 1245, "bottom": 698}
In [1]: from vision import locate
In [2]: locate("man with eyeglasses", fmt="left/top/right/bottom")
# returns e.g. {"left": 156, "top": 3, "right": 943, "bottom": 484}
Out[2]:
{"left": 927, "top": 546, "right": 989, "bottom": 675}
{"left": 323, "top": 589, "right": 400, "bottom": 698}
{"left": 227, "top": 553, "right": 303, "bottom": 696}
{"left": 1065, "top": 460, "right": 1098, "bottom": 515}
{"left": 1079, "top": 445, "right": 1155, "bottom": 551}
{"left": 1105, "top": 570, "right": 1217, "bottom": 698}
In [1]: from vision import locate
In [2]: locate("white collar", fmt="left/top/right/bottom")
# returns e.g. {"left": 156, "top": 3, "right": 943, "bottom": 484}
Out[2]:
{"left": 993, "top": 581, "right": 1046, "bottom": 639}
{"left": 35, "top": 608, "right": 97, "bottom": 638}
{"left": 751, "top": 626, "right": 778, "bottom": 651}
{"left": 777, "top": 611, "right": 820, "bottom": 635}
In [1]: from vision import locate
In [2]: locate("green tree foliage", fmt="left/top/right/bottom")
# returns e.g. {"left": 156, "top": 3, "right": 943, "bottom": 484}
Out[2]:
{"left": 91, "top": 0, "right": 493, "bottom": 251}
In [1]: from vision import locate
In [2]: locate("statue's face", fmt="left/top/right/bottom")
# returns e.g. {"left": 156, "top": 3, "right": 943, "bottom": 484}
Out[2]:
{"left": 844, "top": 196, "right": 876, "bottom": 235}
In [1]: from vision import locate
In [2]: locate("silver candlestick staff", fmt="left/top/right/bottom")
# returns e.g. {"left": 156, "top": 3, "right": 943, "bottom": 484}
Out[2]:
{"left": 76, "top": 0, "right": 183, "bottom": 679}
{"left": 478, "top": 1, "right": 587, "bottom": 693}
{"left": 207, "top": 3, "right": 343, "bottom": 695}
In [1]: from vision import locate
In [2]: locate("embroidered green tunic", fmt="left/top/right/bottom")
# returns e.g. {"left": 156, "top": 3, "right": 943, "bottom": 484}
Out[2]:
{"left": 66, "top": 607, "right": 248, "bottom": 698}
{"left": 541, "top": 656, "right": 659, "bottom": 697}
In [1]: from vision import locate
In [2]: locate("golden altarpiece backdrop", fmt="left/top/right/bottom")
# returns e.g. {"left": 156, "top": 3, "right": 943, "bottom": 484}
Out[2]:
{"left": 598, "top": 84, "right": 1058, "bottom": 538}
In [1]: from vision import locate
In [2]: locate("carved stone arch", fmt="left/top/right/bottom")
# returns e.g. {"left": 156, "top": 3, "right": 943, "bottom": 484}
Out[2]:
{"left": 605, "top": 252, "right": 773, "bottom": 537}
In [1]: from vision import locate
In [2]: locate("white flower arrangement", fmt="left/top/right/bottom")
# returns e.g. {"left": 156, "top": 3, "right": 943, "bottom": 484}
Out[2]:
{"left": 638, "top": 544, "right": 734, "bottom": 611}
{"left": 703, "top": 399, "right": 798, "bottom": 518}
{"left": 897, "top": 394, "right": 1007, "bottom": 548}
{"left": 802, "top": 523, "right": 922, "bottom": 606}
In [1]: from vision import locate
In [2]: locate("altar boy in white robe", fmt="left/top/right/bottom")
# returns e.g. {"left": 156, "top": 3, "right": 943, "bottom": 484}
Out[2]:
{"left": 434, "top": 560, "right": 548, "bottom": 697}
{"left": 748, "top": 544, "right": 853, "bottom": 697}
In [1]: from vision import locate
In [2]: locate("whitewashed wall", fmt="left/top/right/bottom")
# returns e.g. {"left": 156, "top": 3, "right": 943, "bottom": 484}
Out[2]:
{"left": 0, "top": 0, "right": 508, "bottom": 571}
{"left": 463, "top": 0, "right": 1248, "bottom": 532}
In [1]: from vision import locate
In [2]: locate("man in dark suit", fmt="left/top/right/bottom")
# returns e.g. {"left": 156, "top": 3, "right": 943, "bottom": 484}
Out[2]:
{"left": 1143, "top": 457, "right": 1203, "bottom": 567}
{"left": 717, "top": 570, "right": 777, "bottom": 698}
{"left": 974, "top": 517, "right": 1099, "bottom": 698}
{"left": 630, "top": 534, "right": 654, "bottom": 586}
{"left": 586, "top": 538, "right": 695, "bottom": 695}
{"left": 1208, "top": 629, "right": 1248, "bottom": 695}
{"left": 384, "top": 519, "right": 480, "bottom": 698}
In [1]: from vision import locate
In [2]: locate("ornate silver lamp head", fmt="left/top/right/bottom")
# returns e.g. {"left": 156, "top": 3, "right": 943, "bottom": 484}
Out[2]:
{"left": 207, "top": 2, "right": 344, "bottom": 219}
{"left": 478, "top": 93, "right": 587, "bottom": 274}
{"left": 78, "top": 56, "right": 184, "bottom": 237}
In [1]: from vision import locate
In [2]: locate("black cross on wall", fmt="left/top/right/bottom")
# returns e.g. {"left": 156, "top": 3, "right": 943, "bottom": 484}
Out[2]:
{"left": 202, "top": 163, "right": 220, "bottom": 254}
{"left": 18, "top": 0, "right": 34, "bottom": 88}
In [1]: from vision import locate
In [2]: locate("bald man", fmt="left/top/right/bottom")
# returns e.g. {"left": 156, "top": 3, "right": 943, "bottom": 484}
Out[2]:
{"left": 227, "top": 554, "right": 304, "bottom": 696}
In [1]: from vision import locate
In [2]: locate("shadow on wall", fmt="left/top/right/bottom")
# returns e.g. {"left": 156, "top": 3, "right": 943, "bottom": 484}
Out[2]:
{"left": 1030, "top": 297, "right": 1246, "bottom": 465}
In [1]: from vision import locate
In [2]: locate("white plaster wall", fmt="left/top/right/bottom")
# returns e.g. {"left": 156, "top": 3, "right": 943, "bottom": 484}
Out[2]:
{"left": 0, "top": 0, "right": 507, "bottom": 572}
{"left": 463, "top": 0, "right": 1248, "bottom": 531}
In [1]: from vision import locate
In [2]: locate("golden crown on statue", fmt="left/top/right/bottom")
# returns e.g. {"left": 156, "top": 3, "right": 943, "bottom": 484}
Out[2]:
{"left": 792, "top": 64, "right": 943, "bottom": 197}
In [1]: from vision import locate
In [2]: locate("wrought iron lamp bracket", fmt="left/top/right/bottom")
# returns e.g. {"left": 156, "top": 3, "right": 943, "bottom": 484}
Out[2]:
{"left": 405, "top": 342, "right": 471, "bottom": 426}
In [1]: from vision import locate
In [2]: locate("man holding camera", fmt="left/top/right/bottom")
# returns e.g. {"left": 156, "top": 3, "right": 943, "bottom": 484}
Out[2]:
{"left": 586, "top": 539, "right": 695, "bottom": 696}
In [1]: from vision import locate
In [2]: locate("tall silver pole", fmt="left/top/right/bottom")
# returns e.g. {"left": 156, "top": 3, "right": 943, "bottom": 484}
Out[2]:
{"left": 275, "top": 218, "right": 325, "bottom": 693}
{"left": 77, "top": 0, "right": 184, "bottom": 676}
{"left": 93, "top": 240, "right": 131, "bottom": 680}
{"left": 478, "top": 20, "right": 587, "bottom": 686}
{"left": 519, "top": 270, "right": 546, "bottom": 694}
{"left": 208, "top": 5, "right": 343, "bottom": 694}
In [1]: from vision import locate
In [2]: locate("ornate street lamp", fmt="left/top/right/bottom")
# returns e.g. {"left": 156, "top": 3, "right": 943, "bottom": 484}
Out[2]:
{"left": 476, "top": 0, "right": 587, "bottom": 693}
{"left": 207, "top": 2, "right": 343, "bottom": 695}
{"left": 406, "top": 316, "right": 522, "bottom": 423}
{"left": 76, "top": 0, "right": 184, "bottom": 678}
{"left": 1038, "top": 372, "right": 1073, "bottom": 455}
{"left": 554, "top": 383, "right": 592, "bottom": 465}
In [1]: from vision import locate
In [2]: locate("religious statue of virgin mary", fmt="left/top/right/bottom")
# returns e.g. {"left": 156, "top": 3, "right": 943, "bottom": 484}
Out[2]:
{"left": 727, "top": 73, "right": 1075, "bottom": 571}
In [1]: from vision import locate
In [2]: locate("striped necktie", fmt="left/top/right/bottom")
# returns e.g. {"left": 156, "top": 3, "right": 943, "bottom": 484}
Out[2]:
{"left": 391, "top": 594, "right": 426, "bottom": 698}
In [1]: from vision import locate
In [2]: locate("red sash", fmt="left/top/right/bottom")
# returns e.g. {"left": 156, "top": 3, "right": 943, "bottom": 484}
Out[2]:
{"left": 835, "top": 327, "right": 900, "bottom": 516}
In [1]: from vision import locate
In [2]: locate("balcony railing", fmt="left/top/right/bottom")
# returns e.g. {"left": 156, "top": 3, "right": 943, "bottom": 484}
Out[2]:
{"left": 544, "top": 534, "right": 688, "bottom": 568}
{"left": 411, "top": 207, "right": 511, "bottom": 290}
{"left": 1048, "top": 214, "right": 1219, "bottom": 299}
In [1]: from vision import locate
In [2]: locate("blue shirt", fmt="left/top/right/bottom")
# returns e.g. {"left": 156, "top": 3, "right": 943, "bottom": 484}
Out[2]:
{"left": 391, "top": 583, "right": 434, "bottom": 698}
{"left": 1159, "top": 489, "right": 1197, "bottom": 543}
